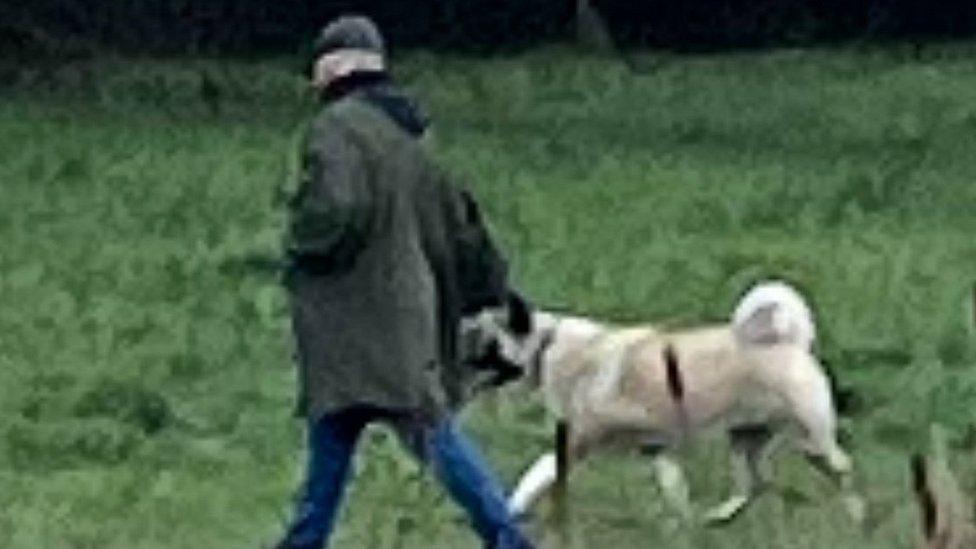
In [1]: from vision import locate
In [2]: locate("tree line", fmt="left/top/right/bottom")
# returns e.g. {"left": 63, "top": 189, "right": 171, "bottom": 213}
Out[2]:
{"left": 2, "top": 0, "right": 974, "bottom": 59}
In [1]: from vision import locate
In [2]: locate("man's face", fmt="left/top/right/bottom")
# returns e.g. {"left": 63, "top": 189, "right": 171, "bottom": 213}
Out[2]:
{"left": 310, "top": 49, "right": 385, "bottom": 92}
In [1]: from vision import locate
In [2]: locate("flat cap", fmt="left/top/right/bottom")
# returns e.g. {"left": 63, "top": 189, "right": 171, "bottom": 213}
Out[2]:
{"left": 313, "top": 15, "right": 386, "bottom": 58}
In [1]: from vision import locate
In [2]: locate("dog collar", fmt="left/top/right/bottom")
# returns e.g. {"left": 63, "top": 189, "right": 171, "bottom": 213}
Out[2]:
{"left": 529, "top": 327, "right": 557, "bottom": 388}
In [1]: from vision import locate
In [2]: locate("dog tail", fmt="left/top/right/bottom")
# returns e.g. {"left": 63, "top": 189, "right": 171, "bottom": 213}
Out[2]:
{"left": 732, "top": 280, "right": 815, "bottom": 349}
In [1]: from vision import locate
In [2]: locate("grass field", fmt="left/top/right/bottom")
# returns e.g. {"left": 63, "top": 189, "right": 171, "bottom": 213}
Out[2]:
{"left": 2, "top": 43, "right": 976, "bottom": 548}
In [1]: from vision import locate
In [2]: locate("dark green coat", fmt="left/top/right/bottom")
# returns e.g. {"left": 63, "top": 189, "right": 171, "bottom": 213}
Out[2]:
{"left": 284, "top": 93, "right": 509, "bottom": 420}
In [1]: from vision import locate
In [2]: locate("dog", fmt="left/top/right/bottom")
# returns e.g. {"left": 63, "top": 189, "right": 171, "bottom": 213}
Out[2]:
{"left": 469, "top": 281, "right": 866, "bottom": 526}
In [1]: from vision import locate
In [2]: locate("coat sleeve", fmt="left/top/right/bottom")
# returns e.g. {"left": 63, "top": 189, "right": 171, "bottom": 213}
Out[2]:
{"left": 286, "top": 121, "right": 373, "bottom": 274}
{"left": 422, "top": 166, "right": 512, "bottom": 315}
{"left": 448, "top": 188, "right": 511, "bottom": 315}
{"left": 416, "top": 164, "right": 518, "bottom": 406}
{"left": 442, "top": 181, "right": 521, "bottom": 396}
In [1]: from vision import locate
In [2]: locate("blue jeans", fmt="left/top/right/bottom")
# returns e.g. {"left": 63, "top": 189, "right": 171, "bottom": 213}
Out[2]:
{"left": 277, "top": 406, "right": 533, "bottom": 549}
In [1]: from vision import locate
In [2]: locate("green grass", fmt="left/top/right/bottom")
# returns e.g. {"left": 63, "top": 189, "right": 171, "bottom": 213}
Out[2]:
{"left": 2, "top": 44, "right": 976, "bottom": 548}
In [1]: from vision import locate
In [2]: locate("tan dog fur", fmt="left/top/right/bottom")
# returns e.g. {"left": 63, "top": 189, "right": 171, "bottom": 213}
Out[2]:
{"left": 489, "top": 282, "right": 865, "bottom": 525}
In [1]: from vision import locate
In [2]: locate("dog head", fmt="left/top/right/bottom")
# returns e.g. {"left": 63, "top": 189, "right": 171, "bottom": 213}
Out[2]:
{"left": 462, "top": 292, "right": 559, "bottom": 389}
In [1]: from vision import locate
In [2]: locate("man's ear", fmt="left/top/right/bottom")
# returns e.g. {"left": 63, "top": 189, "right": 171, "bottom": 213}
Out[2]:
{"left": 508, "top": 292, "right": 533, "bottom": 337}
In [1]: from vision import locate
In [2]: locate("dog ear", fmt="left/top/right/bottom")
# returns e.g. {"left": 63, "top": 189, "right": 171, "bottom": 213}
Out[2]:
{"left": 508, "top": 291, "right": 533, "bottom": 337}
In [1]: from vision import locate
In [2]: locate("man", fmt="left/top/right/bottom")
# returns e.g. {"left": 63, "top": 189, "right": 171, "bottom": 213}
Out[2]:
{"left": 276, "top": 16, "right": 534, "bottom": 549}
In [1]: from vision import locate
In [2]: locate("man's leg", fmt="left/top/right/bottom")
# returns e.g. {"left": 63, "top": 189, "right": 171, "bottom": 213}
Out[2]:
{"left": 277, "top": 408, "right": 369, "bottom": 549}
{"left": 398, "top": 416, "right": 534, "bottom": 549}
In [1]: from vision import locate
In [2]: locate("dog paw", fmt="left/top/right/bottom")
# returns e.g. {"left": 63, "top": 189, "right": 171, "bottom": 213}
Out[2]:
{"left": 703, "top": 496, "right": 750, "bottom": 526}
{"left": 842, "top": 493, "right": 867, "bottom": 526}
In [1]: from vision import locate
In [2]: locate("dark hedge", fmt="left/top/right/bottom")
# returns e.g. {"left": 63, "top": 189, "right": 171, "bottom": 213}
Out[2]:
{"left": 1, "top": 0, "right": 974, "bottom": 58}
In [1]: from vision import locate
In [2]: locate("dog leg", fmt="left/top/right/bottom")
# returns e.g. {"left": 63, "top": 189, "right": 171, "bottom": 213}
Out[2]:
{"left": 509, "top": 452, "right": 557, "bottom": 516}
{"left": 704, "top": 452, "right": 753, "bottom": 524}
{"left": 512, "top": 423, "right": 588, "bottom": 546}
{"left": 551, "top": 420, "right": 586, "bottom": 547}
{"left": 791, "top": 363, "right": 867, "bottom": 526}
{"left": 653, "top": 455, "right": 692, "bottom": 520}
{"left": 705, "top": 426, "right": 774, "bottom": 525}
{"left": 506, "top": 426, "right": 583, "bottom": 517}
{"left": 797, "top": 424, "right": 866, "bottom": 526}
{"left": 802, "top": 445, "right": 866, "bottom": 525}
